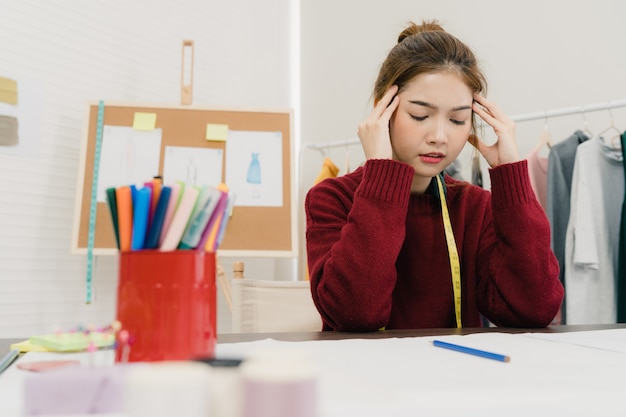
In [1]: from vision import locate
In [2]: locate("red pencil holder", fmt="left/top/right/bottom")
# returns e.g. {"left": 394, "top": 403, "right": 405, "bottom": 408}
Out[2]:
{"left": 115, "top": 250, "right": 216, "bottom": 362}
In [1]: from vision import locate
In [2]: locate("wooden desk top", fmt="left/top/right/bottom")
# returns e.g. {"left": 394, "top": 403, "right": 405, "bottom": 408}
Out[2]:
{"left": 216, "top": 323, "right": 626, "bottom": 343}
{"left": 3, "top": 324, "right": 624, "bottom": 355}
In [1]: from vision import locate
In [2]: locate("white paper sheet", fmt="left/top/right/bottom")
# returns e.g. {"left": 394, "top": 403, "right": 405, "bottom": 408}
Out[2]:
{"left": 216, "top": 332, "right": 626, "bottom": 416}
{"left": 225, "top": 130, "right": 283, "bottom": 207}
{"left": 97, "top": 125, "right": 162, "bottom": 202}
{"left": 162, "top": 145, "right": 223, "bottom": 187}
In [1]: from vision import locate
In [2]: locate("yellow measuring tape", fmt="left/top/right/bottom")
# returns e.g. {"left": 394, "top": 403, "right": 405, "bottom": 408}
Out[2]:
{"left": 436, "top": 175, "right": 462, "bottom": 328}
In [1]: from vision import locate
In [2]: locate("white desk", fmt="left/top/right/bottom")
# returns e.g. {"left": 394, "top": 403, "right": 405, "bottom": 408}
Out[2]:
{"left": 2, "top": 327, "right": 626, "bottom": 416}
{"left": 216, "top": 329, "right": 626, "bottom": 417}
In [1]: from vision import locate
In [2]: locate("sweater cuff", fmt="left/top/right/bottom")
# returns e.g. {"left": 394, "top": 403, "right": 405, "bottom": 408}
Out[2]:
{"left": 358, "top": 159, "right": 414, "bottom": 206}
{"left": 488, "top": 160, "right": 536, "bottom": 209}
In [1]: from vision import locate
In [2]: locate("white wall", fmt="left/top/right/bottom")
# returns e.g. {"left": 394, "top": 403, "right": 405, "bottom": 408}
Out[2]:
{"left": 0, "top": 0, "right": 294, "bottom": 337}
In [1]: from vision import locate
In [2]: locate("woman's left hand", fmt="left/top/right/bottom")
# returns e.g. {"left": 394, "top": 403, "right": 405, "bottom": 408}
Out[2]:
{"left": 470, "top": 94, "right": 519, "bottom": 167}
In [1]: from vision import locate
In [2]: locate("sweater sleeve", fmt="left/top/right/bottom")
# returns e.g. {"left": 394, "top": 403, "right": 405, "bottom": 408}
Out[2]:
{"left": 305, "top": 159, "right": 413, "bottom": 331}
{"left": 477, "top": 160, "right": 564, "bottom": 327}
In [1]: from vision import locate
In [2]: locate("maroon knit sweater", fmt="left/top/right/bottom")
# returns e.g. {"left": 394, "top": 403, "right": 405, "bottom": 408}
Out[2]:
{"left": 305, "top": 159, "right": 564, "bottom": 331}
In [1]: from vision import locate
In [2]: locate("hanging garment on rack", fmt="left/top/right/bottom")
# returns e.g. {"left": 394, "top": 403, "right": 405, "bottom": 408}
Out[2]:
{"left": 565, "top": 135, "right": 624, "bottom": 324}
{"left": 471, "top": 148, "right": 483, "bottom": 188}
{"left": 526, "top": 146, "right": 549, "bottom": 212}
{"left": 444, "top": 159, "right": 464, "bottom": 181}
{"left": 618, "top": 131, "right": 626, "bottom": 323}
{"left": 546, "top": 130, "right": 590, "bottom": 324}
{"left": 314, "top": 157, "right": 339, "bottom": 185}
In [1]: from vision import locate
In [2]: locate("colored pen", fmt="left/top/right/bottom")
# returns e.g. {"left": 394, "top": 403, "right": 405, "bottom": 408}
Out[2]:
{"left": 179, "top": 185, "right": 222, "bottom": 250}
{"left": 213, "top": 191, "right": 236, "bottom": 250}
{"left": 150, "top": 176, "right": 162, "bottom": 226}
{"left": 158, "top": 182, "right": 181, "bottom": 247}
{"left": 196, "top": 186, "right": 229, "bottom": 250}
{"left": 432, "top": 340, "right": 510, "bottom": 363}
{"left": 105, "top": 187, "right": 120, "bottom": 249}
{"left": 196, "top": 190, "right": 228, "bottom": 252}
{"left": 160, "top": 186, "right": 200, "bottom": 251}
{"left": 116, "top": 186, "right": 133, "bottom": 252}
{"left": 144, "top": 186, "right": 171, "bottom": 249}
{"left": 142, "top": 181, "right": 154, "bottom": 229}
{"left": 131, "top": 187, "right": 151, "bottom": 250}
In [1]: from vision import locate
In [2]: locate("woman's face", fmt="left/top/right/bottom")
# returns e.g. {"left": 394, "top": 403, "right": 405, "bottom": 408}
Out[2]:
{"left": 390, "top": 71, "right": 473, "bottom": 192}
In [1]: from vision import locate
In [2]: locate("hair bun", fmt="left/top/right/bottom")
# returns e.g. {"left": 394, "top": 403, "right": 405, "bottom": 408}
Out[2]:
{"left": 397, "top": 20, "right": 445, "bottom": 43}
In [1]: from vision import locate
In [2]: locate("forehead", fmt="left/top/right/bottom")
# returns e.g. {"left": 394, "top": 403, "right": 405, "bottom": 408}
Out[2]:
{"left": 401, "top": 72, "right": 473, "bottom": 105}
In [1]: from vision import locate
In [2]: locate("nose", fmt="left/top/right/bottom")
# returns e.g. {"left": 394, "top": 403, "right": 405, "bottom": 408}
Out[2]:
{"left": 427, "top": 117, "right": 448, "bottom": 145}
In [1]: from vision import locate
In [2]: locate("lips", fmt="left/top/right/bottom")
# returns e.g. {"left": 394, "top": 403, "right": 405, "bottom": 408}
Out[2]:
{"left": 420, "top": 153, "right": 445, "bottom": 164}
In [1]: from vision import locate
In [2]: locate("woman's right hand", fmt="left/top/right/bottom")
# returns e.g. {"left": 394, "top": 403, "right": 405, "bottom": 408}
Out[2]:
{"left": 357, "top": 85, "right": 399, "bottom": 160}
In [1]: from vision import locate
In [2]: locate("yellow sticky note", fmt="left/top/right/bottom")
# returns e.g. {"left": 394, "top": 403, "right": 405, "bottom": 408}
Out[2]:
{"left": 206, "top": 123, "right": 228, "bottom": 141}
{"left": 133, "top": 112, "right": 157, "bottom": 131}
{"left": 0, "top": 76, "right": 18, "bottom": 105}
{"left": 10, "top": 339, "right": 52, "bottom": 353}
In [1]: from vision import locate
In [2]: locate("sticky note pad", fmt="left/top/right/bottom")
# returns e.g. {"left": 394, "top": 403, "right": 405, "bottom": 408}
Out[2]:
{"left": 29, "top": 332, "right": 116, "bottom": 352}
{"left": 10, "top": 340, "right": 52, "bottom": 353}
{"left": 206, "top": 123, "right": 228, "bottom": 141}
{"left": 133, "top": 112, "right": 157, "bottom": 130}
{"left": 0, "top": 76, "right": 18, "bottom": 105}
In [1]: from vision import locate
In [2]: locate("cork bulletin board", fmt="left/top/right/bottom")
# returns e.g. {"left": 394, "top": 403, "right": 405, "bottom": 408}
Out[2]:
{"left": 71, "top": 101, "right": 296, "bottom": 257}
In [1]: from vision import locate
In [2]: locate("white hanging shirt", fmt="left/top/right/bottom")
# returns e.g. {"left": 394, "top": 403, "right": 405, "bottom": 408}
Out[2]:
{"left": 565, "top": 136, "right": 624, "bottom": 324}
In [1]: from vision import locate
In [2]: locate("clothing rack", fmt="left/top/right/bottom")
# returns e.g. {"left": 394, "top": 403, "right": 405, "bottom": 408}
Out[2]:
{"left": 305, "top": 98, "right": 626, "bottom": 152}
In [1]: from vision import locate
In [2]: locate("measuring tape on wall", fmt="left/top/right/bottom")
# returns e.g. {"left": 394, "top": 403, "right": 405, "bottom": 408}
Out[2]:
{"left": 85, "top": 100, "right": 105, "bottom": 304}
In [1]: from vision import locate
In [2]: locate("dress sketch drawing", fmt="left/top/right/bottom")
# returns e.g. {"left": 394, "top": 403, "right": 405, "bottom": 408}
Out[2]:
{"left": 246, "top": 151, "right": 261, "bottom": 199}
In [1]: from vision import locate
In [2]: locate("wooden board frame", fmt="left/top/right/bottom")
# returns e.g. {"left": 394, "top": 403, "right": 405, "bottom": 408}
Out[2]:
{"left": 71, "top": 101, "right": 296, "bottom": 258}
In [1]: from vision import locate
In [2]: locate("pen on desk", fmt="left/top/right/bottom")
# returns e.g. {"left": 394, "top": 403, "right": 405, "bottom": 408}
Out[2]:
{"left": 432, "top": 340, "right": 510, "bottom": 363}
{"left": 0, "top": 349, "right": 19, "bottom": 374}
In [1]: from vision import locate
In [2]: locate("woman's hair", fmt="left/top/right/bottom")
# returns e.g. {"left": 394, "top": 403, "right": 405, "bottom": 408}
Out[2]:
{"left": 373, "top": 20, "right": 487, "bottom": 104}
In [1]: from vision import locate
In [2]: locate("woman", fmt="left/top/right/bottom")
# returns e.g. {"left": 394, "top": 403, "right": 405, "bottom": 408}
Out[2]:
{"left": 305, "top": 20, "right": 563, "bottom": 331}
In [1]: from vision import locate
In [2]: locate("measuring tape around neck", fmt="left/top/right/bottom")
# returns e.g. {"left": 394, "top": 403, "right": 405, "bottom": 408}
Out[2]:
{"left": 85, "top": 100, "right": 105, "bottom": 304}
{"left": 436, "top": 175, "right": 462, "bottom": 328}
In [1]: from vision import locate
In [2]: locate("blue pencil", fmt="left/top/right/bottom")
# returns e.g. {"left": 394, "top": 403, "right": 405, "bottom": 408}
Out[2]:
{"left": 432, "top": 340, "right": 510, "bottom": 362}
{"left": 0, "top": 349, "right": 19, "bottom": 374}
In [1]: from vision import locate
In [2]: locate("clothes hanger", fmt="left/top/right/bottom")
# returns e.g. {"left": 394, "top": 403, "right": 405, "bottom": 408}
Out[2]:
{"left": 534, "top": 110, "right": 553, "bottom": 154}
{"left": 598, "top": 102, "right": 622, "bottom": 149}
{"left": 580, "top": 105, "right": 595, "bottom": 139}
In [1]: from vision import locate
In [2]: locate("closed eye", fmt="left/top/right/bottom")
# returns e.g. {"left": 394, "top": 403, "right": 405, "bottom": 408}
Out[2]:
{"left": 450, "top": 119, "right": 466, "bottom": 126}
{"left": 410, "top": 115, "right": 427, "bottom": 122}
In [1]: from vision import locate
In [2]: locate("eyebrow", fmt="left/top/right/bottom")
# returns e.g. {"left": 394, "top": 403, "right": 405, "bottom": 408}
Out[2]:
{"left": 408, "top": 100, "right": 472, "bottom": 112}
